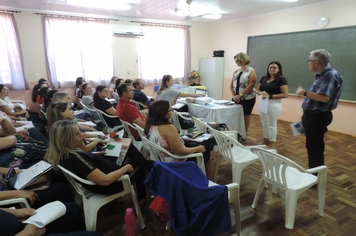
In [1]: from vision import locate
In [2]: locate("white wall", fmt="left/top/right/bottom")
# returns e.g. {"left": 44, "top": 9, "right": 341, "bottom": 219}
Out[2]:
{"left": 207, "top": 0, "right": 356, "bottom": 136}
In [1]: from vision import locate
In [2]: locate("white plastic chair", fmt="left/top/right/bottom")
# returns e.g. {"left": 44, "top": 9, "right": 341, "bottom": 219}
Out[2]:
{"left": 141, "top": 136, "right": 206, "bottom": 175}
{"left": 133, "top": 123, "right": 151, "bottom": 160}
{"left": 40, "top": 109, "right": 47, "bottom": 120}
{"left": 58, "top": 165, "right": 145, "bottom": 231}
{"left": 191, "top": 117, "right": 238, "bottom": 140}
{"left": 80, "top": 101, "right": 101, "bottom": 124}
{"left": 172, "top": 110, "right": 192, "bottom": 135}
{"left": 94, "top": 108, "right": 123, "bottom": 133}
{"left": 0, "top": 198, "right": 30, "bottom": 208}
{"left": 112, "top": 92, "right": 119, "bottom": 101}
{"left": 120, "top": 119, "right": 147, "bottom": 156}
{"left": 131, "top": 100, "right": 148, "bottom": 110}
{"left": 212, "top": 129, "right": 271, "bottom": 185}
{"left": 250, "top": 147, "right": 327, "bottom": 229}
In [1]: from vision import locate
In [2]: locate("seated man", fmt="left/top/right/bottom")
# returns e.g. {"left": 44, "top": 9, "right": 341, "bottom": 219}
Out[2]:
{"left": 132, "top": 79, "right": 153, "bottom": 108}
{"left": 116, "top": 84, "right": 145, "bottom": 140}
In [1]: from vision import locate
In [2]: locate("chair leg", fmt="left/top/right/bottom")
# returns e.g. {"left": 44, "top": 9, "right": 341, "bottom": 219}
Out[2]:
{"left": 230, "top": 187, "right": 241, "bottom": 235}
{"left": 252, "top": 179, "right": 264, "bottom": 209}
{"left": 317, "top": 170, "right": 327, "bottom": 216}
{"left": 83, "top": 200, "right": 100, "bottom": 231}
{"left": 214, "top": 153, "right": 222, "bottom": 180}
{"left": 285, "top": 189, "right": 300, "bottom": 229}
{"left": 272, "top": 185, "right": 278, "bottom": 194}
{"left": 232, "top": 163, "right": 243, "bottom": 185}
{"left": 129, "top": 185, "right": 145, "bottom": 229}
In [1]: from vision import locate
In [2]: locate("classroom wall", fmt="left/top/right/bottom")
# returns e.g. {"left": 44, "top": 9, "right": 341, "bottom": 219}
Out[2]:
{"left": 208, "top": 0, "right": 356, "bottom": 136}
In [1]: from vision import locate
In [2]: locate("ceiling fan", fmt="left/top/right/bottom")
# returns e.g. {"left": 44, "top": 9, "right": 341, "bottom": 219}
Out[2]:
{"left": 175, "top": 0, "right": 221, "bottom": 20}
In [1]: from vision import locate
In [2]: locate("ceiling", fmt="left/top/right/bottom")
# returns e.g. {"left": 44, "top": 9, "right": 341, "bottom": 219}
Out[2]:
{"left": 0, "top": 0, "right": 335, "bottom": 25}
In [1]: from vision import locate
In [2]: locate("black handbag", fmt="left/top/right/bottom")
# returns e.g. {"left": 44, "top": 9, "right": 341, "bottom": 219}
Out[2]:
{"left": 12, "top": 141, "right": 48, "bottom": 163}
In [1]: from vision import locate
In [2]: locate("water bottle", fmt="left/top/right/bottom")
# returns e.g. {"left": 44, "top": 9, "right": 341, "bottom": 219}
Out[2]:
{"left": 124, "top": 208, "right": 137, "bottom": 236}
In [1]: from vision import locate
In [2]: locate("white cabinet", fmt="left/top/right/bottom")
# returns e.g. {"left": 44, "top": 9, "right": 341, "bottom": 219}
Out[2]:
{"left": 199, "top": 57, "right": 224, "bottom": 100}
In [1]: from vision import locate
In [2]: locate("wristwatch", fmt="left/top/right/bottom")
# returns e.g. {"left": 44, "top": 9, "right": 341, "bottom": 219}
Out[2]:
{"left": 239, "top": 93, "right": 244, "bottom": 97}
{"left": 303, "top": 91, "right": 308, "bottom": 96}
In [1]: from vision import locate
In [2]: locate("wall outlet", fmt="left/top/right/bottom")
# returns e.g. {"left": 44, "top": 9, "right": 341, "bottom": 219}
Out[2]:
{"left": 127, "top": 70, "right": 130, "bottom": 74}
{"left": 35, "top": 74, "right": 40, "bottom": 79}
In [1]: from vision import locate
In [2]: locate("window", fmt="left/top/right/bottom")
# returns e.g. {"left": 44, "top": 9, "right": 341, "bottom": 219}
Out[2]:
{"left": 0, "top": 13, "right": 27, "bottom": 90}
{"left": 44, "top": 17, "right": 114, "bottom": 88}
{"left": 138, "top": 25, "right": 190, "bottom": 85}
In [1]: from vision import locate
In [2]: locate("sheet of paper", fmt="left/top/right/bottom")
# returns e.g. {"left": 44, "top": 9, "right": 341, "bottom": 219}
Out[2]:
{"left": 258, "top": 96, "right": 268, "bottom": 114}
{"left": 73, "top": 110, "right": 84, "bottom": 115}
{"left": 78, "top": 121, "right": 96, "bottom": 127}
{"left": 15, "top": 161, "right": 53, "bottom": 190}
{"left": 290, "top": 121, "right": 305, "bottom": 136}
{"left": 182, "top": 133, "right": 212, "bottom": 142}
{"left": 23, "top": 201, "right": 66, "bottom": 228}
{"left": 173, "top": 103, "right": 186, "bottom": 109}
{"left": 104, "top": 142, "right": 123, "bottom": 158}
{"left": 15, "top": 121, "right": 35, "bottom": 132}
{"left": 84, "top": 131, "right": 105, "bottom": 136}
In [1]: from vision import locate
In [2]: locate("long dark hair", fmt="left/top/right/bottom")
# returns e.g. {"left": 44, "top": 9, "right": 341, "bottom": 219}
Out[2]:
{"left": 43, "top": 89, "right": 58, "bottom": 112}
{"left": 39, "top": 87, "right": 50, "bottom": 100}
{"left": 74, "top": 77, "right": 85, "bottom": 96}
{"left": 114, "top": 78, "right": 124, "bottom": 92}
{"left": 31, "top": 79, "right": 48, "bottom": 102}
{"left": 81, "top": 83, "right": 91, "bottom": 96}
{"left": 93, "top": 85, "right": 107, "bottom": 101}
{"left": 144, "top": 100, "right": 172, "bottom": 135}
{"left": 263, "top": 61, "right": 283, "bottom": 83}
{"left": 157, "top": 75, "right": 173, "bottom": 95}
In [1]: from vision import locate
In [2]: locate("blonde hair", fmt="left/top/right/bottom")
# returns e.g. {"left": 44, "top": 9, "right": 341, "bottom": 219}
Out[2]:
{"left": 234, "top": 52, "right": 250, "bottom": 65}
{"left": 45, "top": 120, "right": 77, "bottom": 171}
{"left": 47, "top": 102, "right": 70, "bottom": 132}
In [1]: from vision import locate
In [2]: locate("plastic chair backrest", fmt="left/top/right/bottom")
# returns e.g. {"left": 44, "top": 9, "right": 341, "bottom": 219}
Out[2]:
{"left": 121, "top": 119, "right": 136, "bottom": 140}
{"left": 212, "top": 129, "right": 246, "bottom": 161}
{"left": 191, "top": 117, "right": 213, "bottom": 133}
{"left": 250, "top": 147, "right": 307, "bottom": 189}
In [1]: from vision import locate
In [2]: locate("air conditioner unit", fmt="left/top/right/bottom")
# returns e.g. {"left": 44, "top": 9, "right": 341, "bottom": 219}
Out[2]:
{"left": 112, "top": 24, "right": 145, "bottom": 36}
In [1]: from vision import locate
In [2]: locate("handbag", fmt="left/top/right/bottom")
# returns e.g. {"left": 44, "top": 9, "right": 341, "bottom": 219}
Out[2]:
{"left": 5, "top": 167, "right": 52, "bottom": 191}
{"left": 12, "top": 140, "right": 48, "bottom": 163}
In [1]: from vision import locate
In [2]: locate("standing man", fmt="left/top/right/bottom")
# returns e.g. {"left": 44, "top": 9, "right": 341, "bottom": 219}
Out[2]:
{"left": 116, "top": 83, "right": 146, "bottom": 140}
{"left": 296, "top": 49, "right": 343, "bottom": 169}
{"left": 133, "top": 79, "right": 153, "bottom": 108}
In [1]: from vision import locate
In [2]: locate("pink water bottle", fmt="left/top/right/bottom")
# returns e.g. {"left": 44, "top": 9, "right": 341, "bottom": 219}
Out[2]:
{"left": 124, "top": 208, "right": 137, "bottom": 236}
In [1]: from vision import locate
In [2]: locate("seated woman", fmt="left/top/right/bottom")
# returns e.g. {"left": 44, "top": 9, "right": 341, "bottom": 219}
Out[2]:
{"left": 42, "top": 89, "right": 58, "bottom": 113}
{"left": 114, "top": 78, "right": 124, "bottom": 92}
{"left": 0, "top": 85, "right": 28, "bottom": 121}
{"left": 47, "top": 102, "right": 103, "bottom": 151}
{"left": 93, "top": 85, "right": 122, "bottom": 128}
{"left": 80, "top": 84, "right": 100, "bottom": 121}
{"left": 156, "top": 75, "right": 205, "bottom": 106}
{"left": 45, "top": 120, "right": 153, "bottom": 206}
{"left": 31, "top": 78, "right": 49, "bottom": 104}
{"left": 38, "top": 87, "right": 51, "bottom": 107}
{"left": 144, "top": 100, "right": 216, "bottom": 181}
{"left": 108, "top": 76, "right": 118, "bottom": 98}
{"left": 73, "top": 77, "right": 86, "bottom": 108}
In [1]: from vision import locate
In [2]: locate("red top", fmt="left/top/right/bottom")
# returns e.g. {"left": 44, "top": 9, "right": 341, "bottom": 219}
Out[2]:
{"left": 116, "top": 99, "right": 145, "bottom": 139}
{"left": 36, "top": 94, "right": 44, "bottom": 104}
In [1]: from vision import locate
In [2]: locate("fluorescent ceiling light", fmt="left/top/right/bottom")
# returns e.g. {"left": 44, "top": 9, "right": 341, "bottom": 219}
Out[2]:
{"left": 202, "top": 14, "right": 222, "bottom": 19}
{"left": 66, "top": 0, "right": 132, "bottom": 10}
{"left": 284, "top": 0, "right": 298, "bottom": 2}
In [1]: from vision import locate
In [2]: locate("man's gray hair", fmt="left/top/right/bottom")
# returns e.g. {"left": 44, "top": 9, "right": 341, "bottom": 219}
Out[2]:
{"left": 53, "top": 91, "right": 69, "bottom": 103}
{"left": 310, "top": 49, "right": 331, "bottom": 66}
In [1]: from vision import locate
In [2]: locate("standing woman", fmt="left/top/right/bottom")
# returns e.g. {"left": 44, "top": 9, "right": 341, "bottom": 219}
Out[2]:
{"left": 255, "top": 61, "right": 288, "bottom": 149}
{"left": 230, "top": 53, "right": 257, "bottom": 136}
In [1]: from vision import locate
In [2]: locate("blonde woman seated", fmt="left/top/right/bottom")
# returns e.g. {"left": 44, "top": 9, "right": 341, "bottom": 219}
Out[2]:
{"left": 47, "top": 102, "right": 105, "bottom": 152}
{"left": 144, "top": 100, "right": 217, "bottom": 181}
{"left": 45, "top": 120, "right": 153, "bottom": 206}
{"left": 156, "top": 75, "right": 206, "bottom": 105}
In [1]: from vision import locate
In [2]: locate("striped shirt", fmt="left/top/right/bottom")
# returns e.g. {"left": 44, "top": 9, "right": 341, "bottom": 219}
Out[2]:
{"left": 302, "top": 65, "right": 343, "bottom": 112}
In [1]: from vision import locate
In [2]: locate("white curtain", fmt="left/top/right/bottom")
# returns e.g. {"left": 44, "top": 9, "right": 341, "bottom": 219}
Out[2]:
{"left": 139, "top": 25, "right": 190, "bottom": 85}
{"left": 0, "top": 13, "right": 27, "bottom": 90}
{"left": 44, "top": 17, "right": 114, "bottom": 88}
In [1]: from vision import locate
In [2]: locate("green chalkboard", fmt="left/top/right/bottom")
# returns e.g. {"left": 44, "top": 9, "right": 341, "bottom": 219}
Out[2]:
{"left": 247, "top": 26, "right": 356, "bottom": 101}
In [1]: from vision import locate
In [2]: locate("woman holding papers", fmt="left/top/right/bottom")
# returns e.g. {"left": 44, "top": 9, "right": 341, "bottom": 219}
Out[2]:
{"left": 144, "top": 100, "right": 216, "bottom": 181}
{"left": 230, "top": 53, "right": 257, "bottom": 137}
{"left": 45, "top": 120, "right": 153, "bottom": 207}
{"left": 0, "top": 84, "right": 29, "bottom": 121}
{"left": 255, "top": 61, "right": 288, "bottom": 149}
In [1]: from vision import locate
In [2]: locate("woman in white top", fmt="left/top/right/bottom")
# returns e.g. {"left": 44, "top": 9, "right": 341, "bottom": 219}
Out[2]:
{"left": 0, "top": 84, "right": 28, "bottom": 121}
{"left": 156, "top": 75, "right": 205, "bottom": 105}
{"left": 229, "top": 53, "right": 257, "bottom": 136}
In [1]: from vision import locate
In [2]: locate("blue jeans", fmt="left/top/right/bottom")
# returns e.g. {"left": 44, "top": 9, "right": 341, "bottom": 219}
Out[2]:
{"left": 28, "top": 128, "right": 49, "bottom": 145}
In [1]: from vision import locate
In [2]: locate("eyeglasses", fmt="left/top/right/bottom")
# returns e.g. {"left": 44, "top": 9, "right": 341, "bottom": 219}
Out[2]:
{"left": 168, "top": 109, "right": 173, "bottom": 112}
{"left": 235, "top": 60, "right": 239, "bottom": 63}
{"left": 269, "top": 66, "right": 278, "bottom": 70}
{"left": 307, "top": 59, "right": 319, "bottom": 64}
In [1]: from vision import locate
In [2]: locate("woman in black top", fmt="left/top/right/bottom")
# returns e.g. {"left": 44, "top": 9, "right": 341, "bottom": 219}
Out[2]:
{"left": 45, "top": 120, "right": 153, "bottom": 205}
{"left": 255, "top": 61, "right": 288, "bottom": 149}
{"left": 93, "top": 85, "right": 122, "bottom": 128}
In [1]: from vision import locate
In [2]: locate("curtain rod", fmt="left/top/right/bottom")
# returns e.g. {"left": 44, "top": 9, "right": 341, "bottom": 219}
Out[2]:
{"left": 34, "top": 12, "right": 120, "bottom": 21}
{"left": 130, "top": 21, "right": 190, "bottom": 28}
{"left": 0, "top": 10, "right": 21, "bottom": 14}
